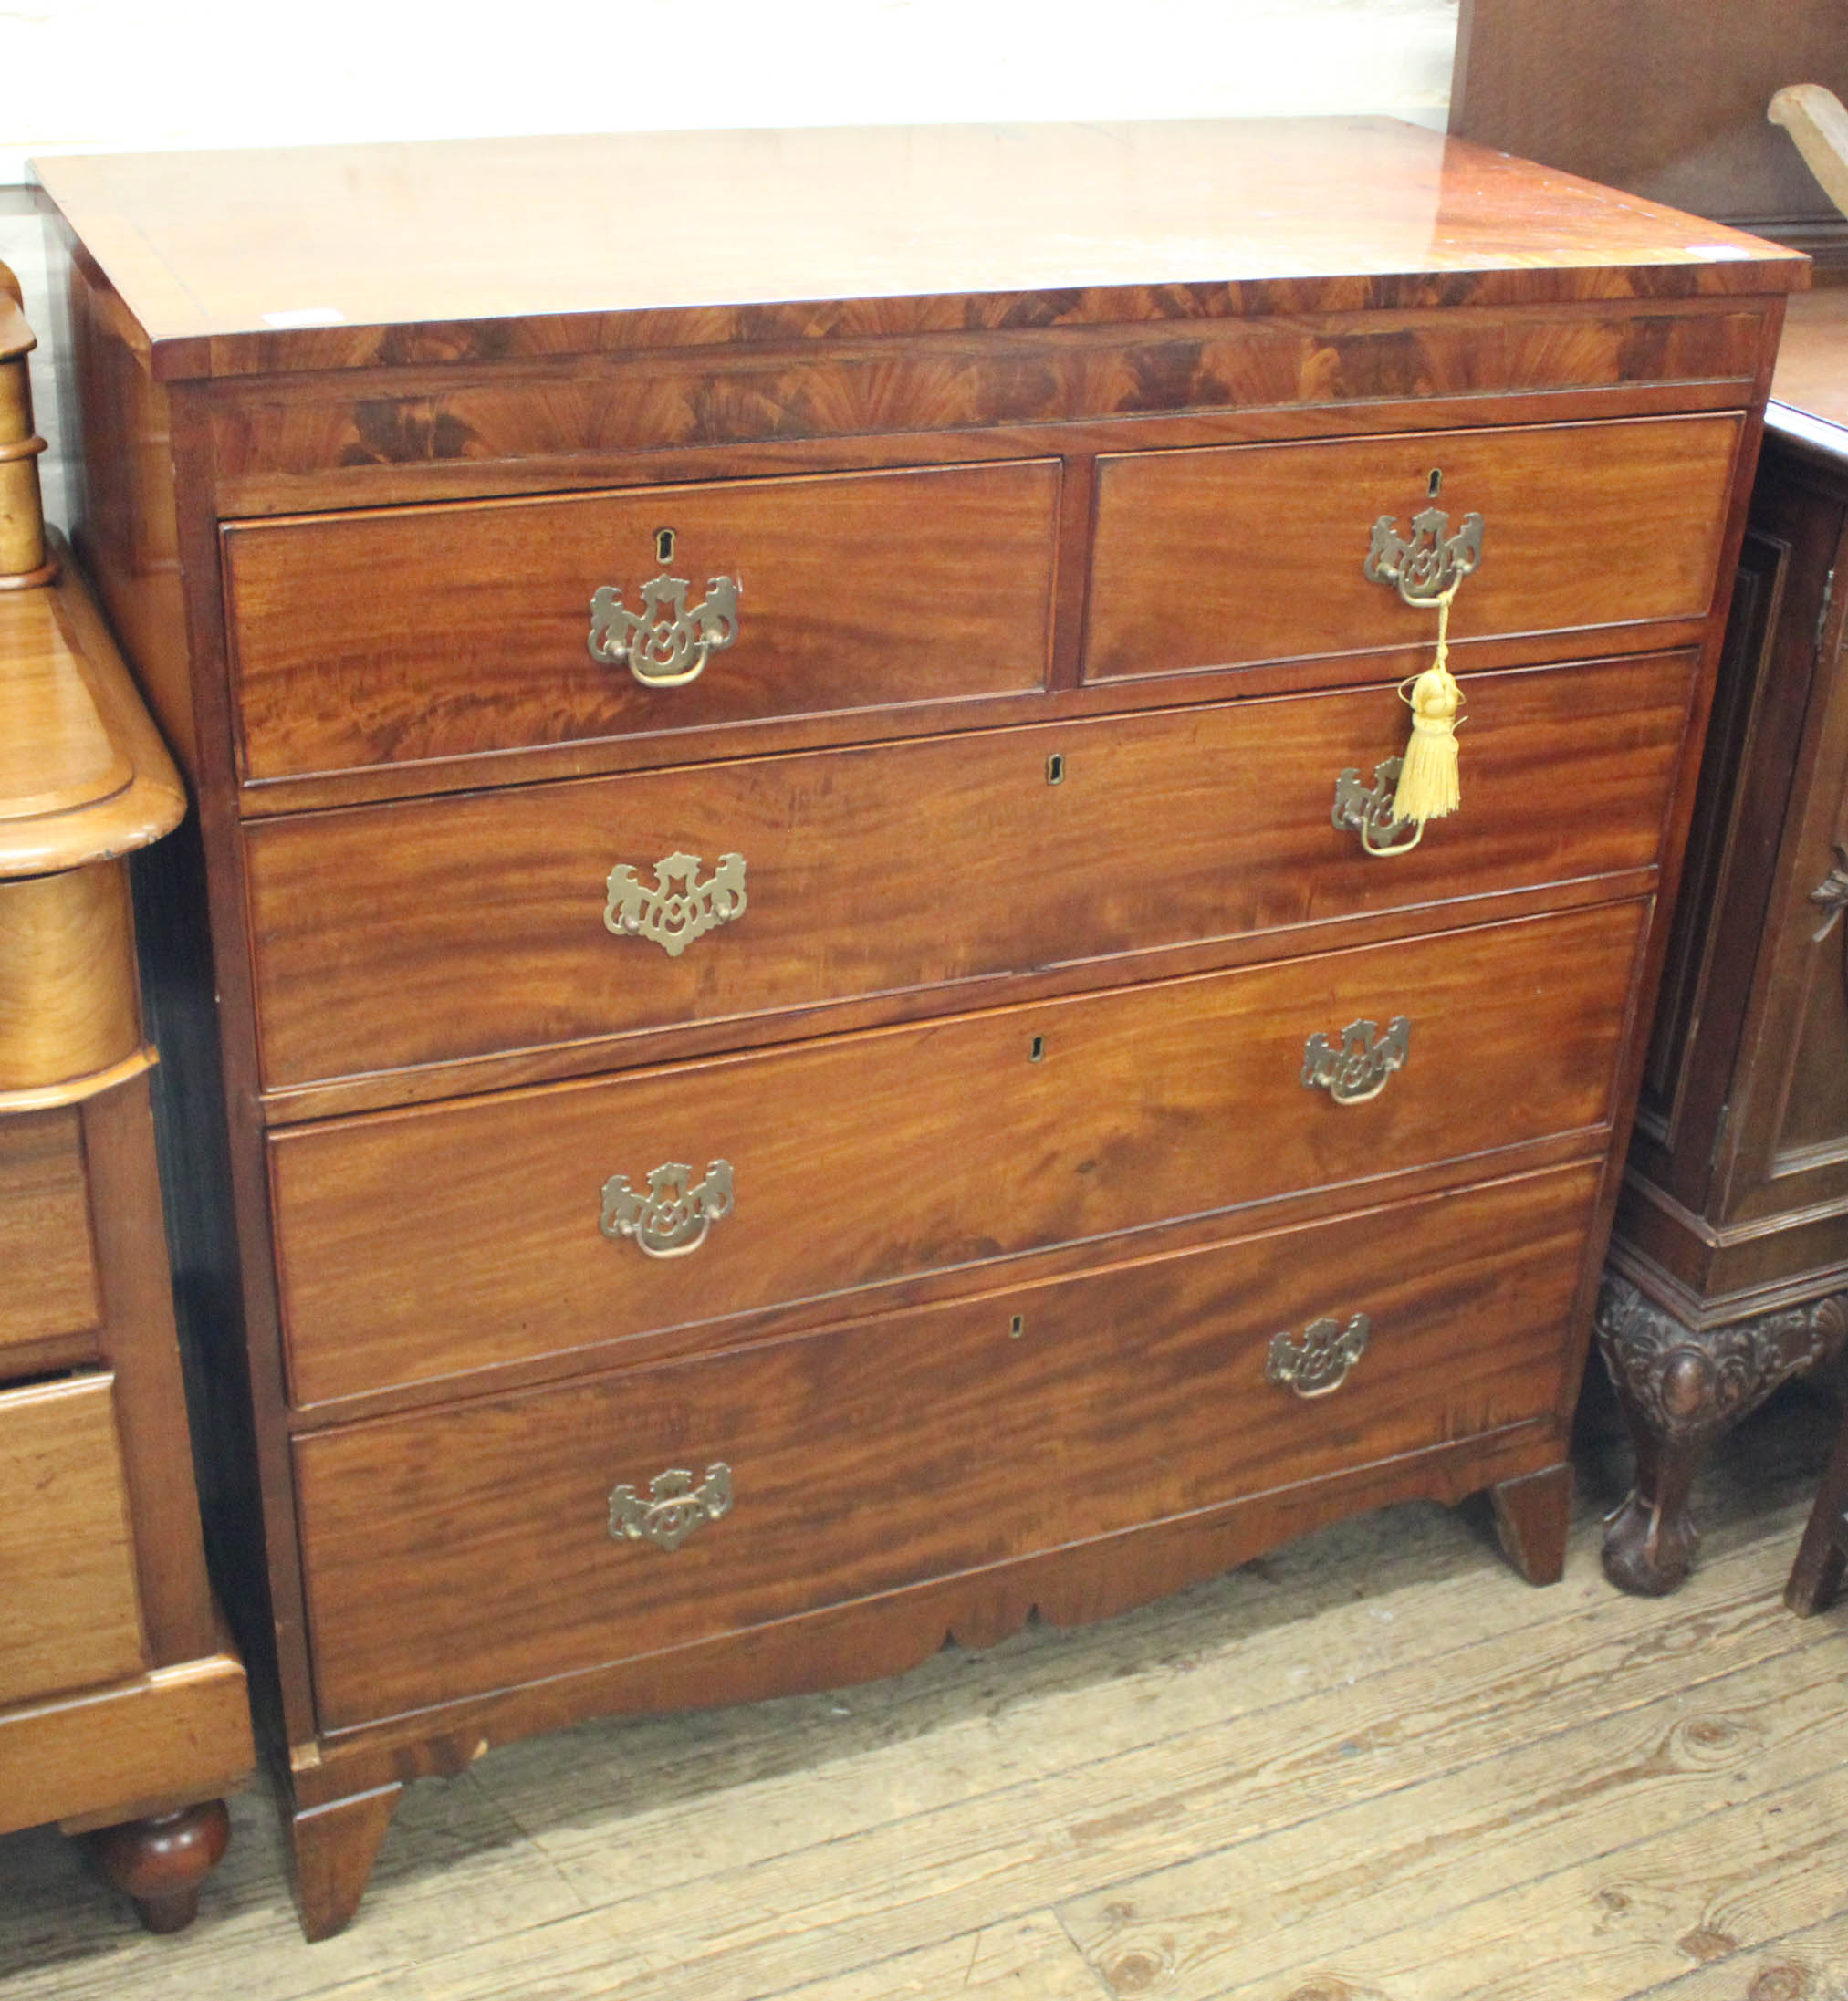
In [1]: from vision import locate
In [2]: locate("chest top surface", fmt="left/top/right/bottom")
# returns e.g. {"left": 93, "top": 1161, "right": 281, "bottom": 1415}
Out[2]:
{"left": 33, "top": 119, "right": 1804, "bottom": 383}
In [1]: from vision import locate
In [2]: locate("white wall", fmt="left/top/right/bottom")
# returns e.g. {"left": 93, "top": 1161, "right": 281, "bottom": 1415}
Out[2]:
{"left": 0, "top": 0, "right": 1459, "bottom": 526}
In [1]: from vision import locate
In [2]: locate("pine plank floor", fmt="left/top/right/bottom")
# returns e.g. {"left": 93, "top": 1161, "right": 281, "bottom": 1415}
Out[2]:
{"left": 3, "top": 1383, "right": 1844, "bottom": 2001}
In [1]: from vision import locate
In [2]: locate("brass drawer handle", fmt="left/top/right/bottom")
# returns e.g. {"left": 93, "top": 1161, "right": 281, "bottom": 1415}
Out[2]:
{"left": 1301, "top": 1016, "right": 1409, "bottom": 1105}
{"left": 609, "top": 1463, "right": 733, "bottom": 1550}
{"left": 589, "top": 567, "right": 740, "bottom": 688}
{"left": 1331, "top": 757, "right": 1419, "bottom": 857}
{"left": 604, "top": 850, "right": 747, "bottom": 956}
{"left": 599, "top": 1159, "right": 734, "bottom": 1258}
{"left": 1268, "top": 1314, "right": 1371, "bottom": 1398}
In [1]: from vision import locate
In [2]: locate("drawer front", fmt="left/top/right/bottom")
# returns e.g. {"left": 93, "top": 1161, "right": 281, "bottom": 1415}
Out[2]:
{"left": 223, "top": 459, "right": 1061, "bottom": 780}
{"left": 0, "top": 1374, "right": 146, "bottom": 1705}
{"left": 272, "top": 900, "right": 1644, "bottom": 1404}
{"left": 245, "top": 650, "right": 1692, "bottom": 1089}
{"left": 1085, "top": 415, "right": 1740, "bottom": 682}
{"left": 296, "top": 1161, "right": 1600, "bottom": 1730}
{"left": 0, "top": 1110, "right": 101, "bottom": 1364}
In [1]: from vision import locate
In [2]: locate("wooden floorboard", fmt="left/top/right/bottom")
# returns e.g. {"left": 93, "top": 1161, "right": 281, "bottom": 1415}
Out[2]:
{"left": 1, "top": 1382, "right": 1843, "bottom": 2000}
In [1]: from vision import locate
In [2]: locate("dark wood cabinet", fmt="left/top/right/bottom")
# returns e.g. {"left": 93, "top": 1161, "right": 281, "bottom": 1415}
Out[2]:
{"left": 1598, "top": 286, "right": 1848, "bottom": 1591}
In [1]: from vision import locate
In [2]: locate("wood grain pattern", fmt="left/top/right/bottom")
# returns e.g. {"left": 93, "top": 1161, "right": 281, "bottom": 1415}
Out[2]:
{"left": 204, "top": 305, "right": 1772, "bottom": 495}
{"left": 271, "top": 903, "right": 1641, "bottom": 1408}
{"left": 0, "top": 1649, "right": 248, "bottom": 1839}
{"left": 0, "top": 534, "right": 186, "bottom": 875}
{"left": 1085, "top": 414, "right": 1740, "bottom": 681}
{"left": 222, "top": 459, "right": 1061, "bottom": 779}
{"left": 244, "top": 654, "right": 1693, "bottom": 1092}
{"left": 32, "top": 123, "right": 1802, "bottom": 383}
{"left": 293, "top": 1162, "right": 1601, "bottom": 1731}
{"left": 0, "top": 1109, "right": 100, "bottom": 1364}
{"left": 0, "top": 865, "right": 140, "bottom": 1091}
{"left": 0, "top": 1376, "right": 145, "bottom": 1707}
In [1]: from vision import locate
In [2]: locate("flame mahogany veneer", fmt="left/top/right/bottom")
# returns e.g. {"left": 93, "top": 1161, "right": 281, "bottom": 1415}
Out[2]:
{"left": 34, "top": 118, "right": 1803, "bottom": 1939}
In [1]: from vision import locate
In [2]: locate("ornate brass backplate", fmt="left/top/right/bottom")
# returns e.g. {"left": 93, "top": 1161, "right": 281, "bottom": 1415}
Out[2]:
{"left": 604, "top": 851, "right": 747, "bottom": 956}
{"left": 600, "top": 1159, "right": 734, "bottom": 1257}
{"left": 1267, "top": 1314, "right": 1371, "bottom": 1398}
{"left": 1331, "top": 757, "right": 1421, "bottom": 857}
{"left": 608, "top": 1463, "right": 734, "bottom": 1550}
{"left": 588, "top": 569, "right": 740, "bottom": 688}
{"left": 1301, "top": 1016, "right": 1410, "bottom": 1104}
{"left": 1364, "top": 503, "right": 1484, "bottom": 605}
{"left": 1810, "top": 841, "right": 1848, "bottom": 943}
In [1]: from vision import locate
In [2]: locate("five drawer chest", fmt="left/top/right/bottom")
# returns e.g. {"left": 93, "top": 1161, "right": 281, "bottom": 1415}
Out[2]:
{"left": 33, "top": 119, "right": 1804, "bottom": 1937}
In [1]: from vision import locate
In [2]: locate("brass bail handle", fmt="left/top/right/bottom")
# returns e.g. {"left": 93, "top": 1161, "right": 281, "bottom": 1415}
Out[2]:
{"left": 0, "top": 260, "right": 57, "bottom": 591}
{"left": 588, "top": 529, "right": 741, "bottom": 690}
{"left": 1333, "top": 490, "right": 1483, "bottom": 857}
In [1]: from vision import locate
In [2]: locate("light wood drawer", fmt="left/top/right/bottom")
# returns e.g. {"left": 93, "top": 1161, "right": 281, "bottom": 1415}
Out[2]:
{"left": 222, "top": 459, "right": 1061, "bottom": 781}
{"left": 0, "top": 1374, "right": 146, "bottom": 1705}
{"left": 245, "top": 650, "right": 1693, "bottom": 1089}
{"left": 1084, "top": 415, "right": 1740, "bottom": 682}
{"left": 0, "top": 1110, "right": 101, "bottom": 1365}
{"left": 271, "top": 900, "right": 1644, "bottom": 1405}
{"left": 295, "top": 1160, "right": 1599, "bottom": 1730}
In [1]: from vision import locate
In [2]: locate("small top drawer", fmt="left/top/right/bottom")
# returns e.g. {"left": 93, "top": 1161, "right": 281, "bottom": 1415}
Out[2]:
{"left": 0, "top": 1109, "right": 102, "bottom": 1368}
{"left": 1084, "top": 415, "right": 1741, "bottom": 683}
{"left": 222, "top": 459, "right": 1061, "bottom": 781}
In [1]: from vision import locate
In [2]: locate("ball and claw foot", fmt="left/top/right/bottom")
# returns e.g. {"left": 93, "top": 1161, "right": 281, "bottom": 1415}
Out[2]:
{"left": 1594, "top": 1275, "right": 1848, "bottom": 1597}
{"left": 89, "top": 1799, "right": 232, "bottom": 1933}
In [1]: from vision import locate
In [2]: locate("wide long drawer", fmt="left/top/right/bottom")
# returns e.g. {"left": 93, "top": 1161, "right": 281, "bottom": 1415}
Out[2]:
{"left": 245, "top": 651, "right": 1693, "bottom": 1089}
{"left": 271, "top": 900, "right": 1644, "bottom": 1405}
{"left": 1085, "top": 414, "right": 1740, "bottom": 682}
{"left": 295, "top": 1161, "right": 1600, "bottom": 1731}
{"left": 223, "top": 458, "right": 1061, "bottom": 781}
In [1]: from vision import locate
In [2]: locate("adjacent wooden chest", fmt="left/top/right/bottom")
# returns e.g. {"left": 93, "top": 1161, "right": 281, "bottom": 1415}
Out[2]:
{"left": 35, "top": 116, "right": 1803, "bottom": 1937}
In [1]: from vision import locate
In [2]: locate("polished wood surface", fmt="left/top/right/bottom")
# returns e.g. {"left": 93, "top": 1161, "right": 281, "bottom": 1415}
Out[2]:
{"left": 295, "top": 1163, "right": 1600, "bottom": 1732}
{"left": 245, "top": 656, "right": 1690, "bottom": 1095}
{"left": 1085, "top": 415, "right": 1739, "bottom": 681}
{"left": 0, "top": 533, "right": 184, "bottom": 876}
{"left": 223, "top": 459, "right": 1060, "bottom": 779}
{"left": 41, "top": 121, "right": 1783, "bottom": 1936}
{"left": 32, "top": 122, "right": 1802, "bottom": 383}
{"left": 272, "top": 904, "right": 1640, "bottom": 1409}
{"left": 0, "top": 864, "right": 140, "bottom": 1090}
{"left": 0, "top": 1110, "right": 100, "bottom": 1366}
{"left": 1772, "top": 281, "right": 1848, "bottom": 433}
{"left": 0, "top": 1648, "right": 249, "bottom": 1837}
{"left": 1451, "top": 0, "right": 1848, "bottom": 257}
{"left": 0, "top": 1376, "right": 146, "bottom": 1706}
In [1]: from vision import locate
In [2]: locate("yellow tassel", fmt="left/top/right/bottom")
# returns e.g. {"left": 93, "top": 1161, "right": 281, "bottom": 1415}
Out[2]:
{"left": 1390, "top": 591, "right": 1462, "bottom": 827}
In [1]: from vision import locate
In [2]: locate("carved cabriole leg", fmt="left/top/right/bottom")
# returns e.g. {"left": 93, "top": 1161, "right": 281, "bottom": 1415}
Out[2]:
{"left": 1490, "top": 1462, "right": 1573, "bottom": 1584}
{"left": 89, "top": 1799, "right": 231, "bottom": 1933}
{"left": 286, "top": 1780, "right": 402, "bottom": 1942}
{"left": 1785, "top": 1404, "right": 1848, "bottom": 1616}
{"left": 1595, "top": 1275, "right": 1848, "bottom": 1597}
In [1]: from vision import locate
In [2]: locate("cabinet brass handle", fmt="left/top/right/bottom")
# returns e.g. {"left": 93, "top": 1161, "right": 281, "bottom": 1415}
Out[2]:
{"left": 1331, "top": 758, "right": 1421, "bottom": 856}
{"left": 599, "top": 1159, "right": 734, "bottom": 1258}
{"left": 608, "top": 1463, "right": 733, "bottom": 1550}
{"left": 1268, "top": 1314, "right": 1371, "bottom": 1398}
{"left": 589, "top": 568, "right": 740, "bottom": 688}
{"left": 1301, "top": 1016, "right": 1409, "bottom": 1105}
{"left": 604, "top": 850, "right": 747, "bottom": 956}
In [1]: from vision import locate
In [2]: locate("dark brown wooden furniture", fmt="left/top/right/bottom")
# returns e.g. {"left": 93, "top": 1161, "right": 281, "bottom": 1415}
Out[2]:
{"left": 33, "top": 120, "right": 1801, "bottom": 1938}
{"left": 1786, "top": 1382, "right": 1848, "bottom": 1615}
{"left": 1593, "top": 285, "right": 1848, "bottom": 1592}
{"left": 1451, "top": 0, "right": 1848, "bottom": 265}
{"left": 0, "top": 265, "right": 251, "bottom": 1933}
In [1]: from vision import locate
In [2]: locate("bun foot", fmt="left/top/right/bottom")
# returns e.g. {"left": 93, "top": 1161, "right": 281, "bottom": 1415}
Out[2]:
{"left": 89, "top": 1799, "right": 231, "bottom": 1933}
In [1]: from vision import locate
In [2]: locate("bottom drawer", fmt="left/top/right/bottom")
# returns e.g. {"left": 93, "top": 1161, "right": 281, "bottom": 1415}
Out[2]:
{"left": 297, "top": 1161, "right": 1601, "bottom": 1731}
{"left": 0, "top": 1374, "right": 146, "bottom": 1705}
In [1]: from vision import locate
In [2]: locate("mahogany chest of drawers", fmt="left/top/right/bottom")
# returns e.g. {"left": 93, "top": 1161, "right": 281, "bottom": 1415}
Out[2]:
{"left": 34, "top": 119, "right": 1802, "bottom": 1937}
